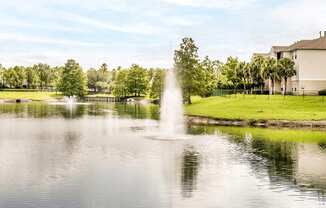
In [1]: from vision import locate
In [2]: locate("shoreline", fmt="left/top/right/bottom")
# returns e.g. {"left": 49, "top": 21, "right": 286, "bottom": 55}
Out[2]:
{"left": 186, "top": 115, "right": 326, "bottom": 130}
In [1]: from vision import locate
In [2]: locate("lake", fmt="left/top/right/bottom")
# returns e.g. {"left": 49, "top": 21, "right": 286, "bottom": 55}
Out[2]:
{"left": 0, "top": 102, "right": 326, "bottom": 208}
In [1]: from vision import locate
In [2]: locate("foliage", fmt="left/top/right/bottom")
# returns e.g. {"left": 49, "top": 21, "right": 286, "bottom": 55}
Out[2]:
{"left": 112, "top": 69, "right": 129, "bottom": 97}
{"left": 149, "top": 69, "right": 165, "bottom": 99}
{"left": 126, "top": 64, "right": 149, "bottom": 97}
{"left": 278, "top": 58, "right": 296, "bottom": 95}
{"left": 174, "top": 37, "right": 201, "bottom": 104}
{"left": 56, "top": 59, "right": 88, "bottom": 97}
{"left": 198, "top": 56, "right": 221, "bottom": 97}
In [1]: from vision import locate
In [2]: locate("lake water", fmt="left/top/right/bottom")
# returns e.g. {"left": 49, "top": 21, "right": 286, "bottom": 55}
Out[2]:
{"left": 1, "top": 102, "right": 326, "bottom": 208}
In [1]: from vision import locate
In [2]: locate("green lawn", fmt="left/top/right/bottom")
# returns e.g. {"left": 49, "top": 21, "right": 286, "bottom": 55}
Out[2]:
{"left": 0, "top": 91, "right": 62, "bottom": 101}
{"left": 186, "top": 95, "right": 326, "bottom": 121}
{"left": 216, "top": 126, "right": 326, "bottom": 143}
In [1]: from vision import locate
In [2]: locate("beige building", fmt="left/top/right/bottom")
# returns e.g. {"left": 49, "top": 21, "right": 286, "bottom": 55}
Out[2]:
{"left": 254, "top": 32, "right": 326, "bottom": 95}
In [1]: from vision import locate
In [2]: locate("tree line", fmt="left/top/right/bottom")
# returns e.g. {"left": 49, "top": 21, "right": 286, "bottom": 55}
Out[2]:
{"left": 0, "top": 37, "right": 295, "bottom": 101}
{"left": 174, "top": 37, "right": 296, "bottom": 103}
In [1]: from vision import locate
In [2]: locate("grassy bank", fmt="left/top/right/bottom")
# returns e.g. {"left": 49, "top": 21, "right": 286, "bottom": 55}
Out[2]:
{"left": 215, "top": 126, "right": 326, "bottom": 143}
{"left": 186, "top": 95, "right": 326, "bottom": 121}
{"left": 0, "top": 91, "right": 62, "bottom": 101}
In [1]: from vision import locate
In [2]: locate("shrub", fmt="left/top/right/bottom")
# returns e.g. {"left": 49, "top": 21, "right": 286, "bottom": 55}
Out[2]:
{"left": 318, "top": 89, "right": 326, "bottom": 96}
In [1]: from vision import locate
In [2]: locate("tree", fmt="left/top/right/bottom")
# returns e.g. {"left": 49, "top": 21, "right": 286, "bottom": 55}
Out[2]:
{"left": 0, "top": 64, "right": 5, "bottom": 88}
{"left": 25, "top": 66, "right": 38, "bottom": 89}
{"left": 250, "top": 56, "right": 265, "bottom": 92}
{"left": 57, "top": 59, "right": 87, "bottom": 97}
{"left": 112, "top": 69, "right": 129, "bottom": 97}
{"left": 278, "top": 58, "right": 296, "bottom": 95}
{"left": 198, "top": 56, "right": 220, "bottom": 97}
{"left": 33, "top": 63, "right": 52, "bottom": 89}
{"left": 126, "top": 64, "right": 149, "bottom": 97}
{"left": 98, "top": 63, "right": 109, "bottom": 83}
{"left": 221, "top": 57, "right": 241, "bottom": 90}
{"left": 174, "top": 37, "right": 201, "bottom": 104}
{"left": 149, "top": 69, "right": 165, "bottom": 99}
{"left": 261, "top": 57, "right": 278, "bottom": 94}
{"left": 86, "top": 68, "right": 98, "bottom": 92}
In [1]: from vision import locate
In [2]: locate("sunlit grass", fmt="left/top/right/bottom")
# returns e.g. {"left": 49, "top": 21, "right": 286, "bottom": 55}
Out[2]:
{"left": 186, "top": 95, "right": 326, "bottom": 120}
{"left": 215, "top": 126, "right": 326, "bottom": 143}
{"left": 0, "top": 91, "right": 62, "bottom": 101}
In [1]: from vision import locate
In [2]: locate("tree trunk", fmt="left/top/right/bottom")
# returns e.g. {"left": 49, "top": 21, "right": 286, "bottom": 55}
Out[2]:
{"left": 284, "top": 78, "right": 287, "bottom": 96}
{"left": 187, "top": 88, "right": 192, "bottom": 104}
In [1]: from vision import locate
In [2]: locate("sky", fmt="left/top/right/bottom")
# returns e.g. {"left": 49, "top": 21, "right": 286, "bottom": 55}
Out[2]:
{"left": 0, "top": 0, "right": 326, "bottom": 69}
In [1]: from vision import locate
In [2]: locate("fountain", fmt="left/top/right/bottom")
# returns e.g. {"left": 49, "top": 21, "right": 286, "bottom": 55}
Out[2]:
{"left": 160, "top": 69, "right": 185, "bottom": 135}
{"left": 63, "top": 96, "right": 77, "bottom": 105}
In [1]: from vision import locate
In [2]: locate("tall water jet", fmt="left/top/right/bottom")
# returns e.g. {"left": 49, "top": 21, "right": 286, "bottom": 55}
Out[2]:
{"left": 160, "top": 69, "right": 185, "bottom": 135}
{"left": 63, "top": 96, "right": 76, "bottom": 105}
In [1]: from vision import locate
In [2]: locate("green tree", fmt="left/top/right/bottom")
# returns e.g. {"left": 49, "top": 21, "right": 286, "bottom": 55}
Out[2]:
{"left": 149, "top": 69, "right": 165, "bottom": 99}
{"left": 3, "top": 68, "right": 18, "bottom": 88}
{"left": 87, "top": 68, "right": 98, "bottom": 92}
{"left": 250, "top": 56, "right": 266, "bottom": 92}
{"left": 278, "top": 58, "right": 296, "bottom": 95}
{"left": 126, "top": 64, "right": 149, "bottom": 97}
{"left": 0, "top": 64, "right": 5, "bottom": 88}
{"left": 221, "top": 57, "right": 241, "bottom": 90}
{"left": 112, "top": 69, "right": 129, "bottom": 97}
{"left": 174, "top": 37, "right": 201, "bottom": 104}
{"left": 198, "top": 56, "right": 220, "bottom": 97}
{"left": 33, "top": 63, "right": 52, "bottom": 89}
{"left": 262, "top": 57, "right": 278, "bottom": 94}
{"left": 25, "top": 66, "right": 38, "bottom": 89}
{"left": 98, "top": 63, "right": 110, "bottom": 83}
{"left": 57, "top": 59, "right": 87, "bottom": 97}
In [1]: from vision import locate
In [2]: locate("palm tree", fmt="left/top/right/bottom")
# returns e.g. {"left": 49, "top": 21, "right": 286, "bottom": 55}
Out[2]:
{"left": 250, "top": 56, "right": 265, "bottom": 93}
{"left": 278, "top": 58, "right": 296, "bottom": 95}
{"left": 262, "top": 57, "right": 279, "bottom": 94}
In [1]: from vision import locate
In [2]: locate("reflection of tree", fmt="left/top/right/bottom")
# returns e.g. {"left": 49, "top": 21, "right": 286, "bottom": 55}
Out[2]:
{"left": 181, "top": 146, "right": 200, "bottom": 198}
{"left": 250, "top": 139, "right": 296, "bottom": 182}
{"left": 114, "top": 103, "right": 159, "bottom": 119}
{"left": 318, "top": 142, "right": 326, "bottom": 151}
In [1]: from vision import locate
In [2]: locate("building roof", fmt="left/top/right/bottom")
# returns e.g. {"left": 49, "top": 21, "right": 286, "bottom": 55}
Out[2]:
{"left": 271, "top": 46, "right": 289, "bottom": 52}
{"left": 287, "top": 37, "right": 326, "bottom": 51}
{"left": 254, "top": 35, "right": 326, "bottom": 56}
{"left": 252, "top": 52, "right": 269, "bottom": 57}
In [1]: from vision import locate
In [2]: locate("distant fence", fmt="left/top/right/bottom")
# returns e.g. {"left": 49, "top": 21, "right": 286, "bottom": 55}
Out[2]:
{"left": 212, "top": 89, "right": 269, "bottom": 96}
{"left": 212, "top": 89, "right": 322, "bottom": 96}
{"left": 83, "top": 96, "right": 121, "bottom": 102}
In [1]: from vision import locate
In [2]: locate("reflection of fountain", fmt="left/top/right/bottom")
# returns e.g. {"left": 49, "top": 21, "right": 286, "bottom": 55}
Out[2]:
{"left": 160, "top": 69, "right": 185, "bottom": 135}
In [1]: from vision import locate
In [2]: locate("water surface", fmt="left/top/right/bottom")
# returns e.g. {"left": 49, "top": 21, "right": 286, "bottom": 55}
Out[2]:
{"left": 1, "top": 102, "right": 326, "bottom": 208}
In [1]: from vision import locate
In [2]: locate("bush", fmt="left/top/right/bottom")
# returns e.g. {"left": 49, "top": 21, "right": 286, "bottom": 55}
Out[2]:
{"left": 319, "top": 89, "right": 326, "bottom": 96}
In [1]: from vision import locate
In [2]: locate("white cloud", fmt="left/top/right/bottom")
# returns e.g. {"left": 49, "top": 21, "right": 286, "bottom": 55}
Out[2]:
{"left": 162, "top": 0, "right": 257, "bottom": 9}
{"left": 57, "top": 12, "right": 164, "bottom": 35}
{"left": 270, "top": 0, "right": 326, "bottom": 39}
{"left": 0, "top": 32, "right": 101, "bottom": 47}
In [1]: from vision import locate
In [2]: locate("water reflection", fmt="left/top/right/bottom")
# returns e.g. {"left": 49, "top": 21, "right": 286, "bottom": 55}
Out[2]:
{"left": 181, "top": 146, "right": 200, "bottom": 198}
{"left": 190, "top": 125, "right": 326, "bottom": 200}
{"left": 1, "top": 103, "right": 326, "bottom": 207}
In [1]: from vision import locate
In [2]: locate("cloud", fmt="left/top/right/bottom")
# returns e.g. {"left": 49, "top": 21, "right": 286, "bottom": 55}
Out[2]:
{"left": 162, "top": 0, "right": 257, "bottom": 9}
{"left": 270, "top": 0, "right": 326, "bottom": 38}
{"left": 0, "top": 32, "right": 101, "bottom": 47}
{"left": 58, "top": 12, "right": 161, "bottom": 35}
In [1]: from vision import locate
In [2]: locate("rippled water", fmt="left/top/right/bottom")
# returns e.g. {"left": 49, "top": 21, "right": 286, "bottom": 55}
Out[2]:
{"left": 1, "top": 103, "right": 326, "bottom": 208}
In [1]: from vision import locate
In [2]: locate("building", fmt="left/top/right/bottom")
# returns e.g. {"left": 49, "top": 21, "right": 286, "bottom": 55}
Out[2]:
{"left": 254, "top": 32, "right": 326, "bottom": 95}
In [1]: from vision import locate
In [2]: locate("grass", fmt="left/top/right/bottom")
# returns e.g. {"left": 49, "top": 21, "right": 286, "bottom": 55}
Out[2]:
{"left": 186, "top": 95, "right": 326, "bottom": 121}
{"left": 0, "top": 91, "right": 62, "bottom": 101}
{"left": 215, "top": 126, "right": 326, "bottom": 143}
